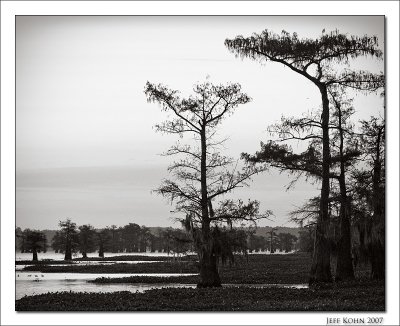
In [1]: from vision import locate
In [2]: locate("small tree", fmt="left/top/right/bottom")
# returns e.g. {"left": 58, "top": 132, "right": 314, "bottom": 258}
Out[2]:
{"left": 168, "top": 228, "right": 193, "bottom": 257}
{"left": 225, "top": 29, "right": 383, "bottom": 284}
{"left": 78, "top": 224, "right": 97, "bottom": 258}
{"left": 145, "top": 80, "right": 271, "bottom": 287}
{"left": 15, "top": 227, "right": 24, "bottom": 251}
{"left": 96, "top": 229, "right": 111, "bottom": 258}
{"left": 278, "top": 233, "right": 298, "bottom": 253}
{"left": 108, "top": 225, "right": 122, "bottom": 253}
{"left": 248, "top": 231, "right": 266, "bottom": 253}
{"left": 121, "top": 223, "right": 141, "bottom": 252}
{"left": 297, "top": 229, "right": 315, "bottom": 254}
{"left": 58, "top": 219, "right": 79, "bottom": 260}
{"left": 51, "top": 231, "right": 64, "bottom": 253}
{"left": 139, "top": 226, "right": 152, "bottom": 253}
{"left": 22, "top": 229, "right": 47, "bottom": 261}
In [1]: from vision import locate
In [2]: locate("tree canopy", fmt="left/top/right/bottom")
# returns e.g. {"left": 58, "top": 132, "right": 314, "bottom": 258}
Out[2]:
{"left": 225, "top": 29, "right": 383, "bottom": 90}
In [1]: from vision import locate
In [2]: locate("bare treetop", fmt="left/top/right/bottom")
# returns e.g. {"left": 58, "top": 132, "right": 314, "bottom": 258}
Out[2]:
{"left": 145, "top": 80, "right": 251, "bottom": 136}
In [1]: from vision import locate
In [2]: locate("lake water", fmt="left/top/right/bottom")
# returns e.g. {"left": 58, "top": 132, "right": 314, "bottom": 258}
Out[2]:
{"left": 15, "top": 251, "right": 179, "bottom": 261}
{"left": 15, "top": 272, "right": 199, "bottom": 300}
{"left": 15, "top": 261, "right": 160, "bottom": 271}
{"left": 15, "top": 251, "right": 305, "bottom": 300}
{"left": 16, "top": 271, "right": 308, "bottom": 300}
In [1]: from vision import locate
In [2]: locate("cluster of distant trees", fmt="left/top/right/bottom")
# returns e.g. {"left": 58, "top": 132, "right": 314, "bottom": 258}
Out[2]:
{"left": 247, "top": 231, "right": 298, "bottom": 253}
{"left": 16, "top": 220, "right": 302, "bottom": 261}
{"left": 16, "top": 219, "right": 194, "bottom": 261}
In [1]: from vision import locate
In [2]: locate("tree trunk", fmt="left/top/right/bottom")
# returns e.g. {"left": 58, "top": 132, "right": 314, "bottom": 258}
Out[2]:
{"left": 196, "top": 126, "right": 221, "bottom": 288}
{"left": 99, "top": 243, "right": 104, "bottom": 258}
{"left": 64, "top": 241, "right": 72, "bottom": 260}
{"left": 310, "top": 85, "right": 332, "bottom": 284}
{"left": 369, "top": 242, "right": 384, "bottom": 280}
{"left": 197, "top": 238, "right": 221, "bottom": 288}
{"left": 335, "top": 102, "right": 355, "bottom": 281}
{"left": 32, "top": 249, "right": 38, "bottom": 262}
{"left": 336, "top": 200, "right": 355, "bottom": 281}
{"left": 370, "top": 127, "right": 384, "bottom": 280}
{"left": 82, "top": 251, "right": 87, "bottom": 259}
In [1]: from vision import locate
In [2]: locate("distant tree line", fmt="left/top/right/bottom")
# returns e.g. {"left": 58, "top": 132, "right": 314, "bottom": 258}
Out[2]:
{"left": 16, "top": 220, "right": 195, "bottom": 261}
{"left": 50, "top": 219, "right": 195, "bottom": 260}
{"left": 247, "top": 230, "right": 298, "bottom": 254}
{"left": 16, "top": 221, "right": 301, "bottom": 261}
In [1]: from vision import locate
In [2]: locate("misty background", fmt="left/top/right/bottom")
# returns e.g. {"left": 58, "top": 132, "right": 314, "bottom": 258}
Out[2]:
{"left": 16, "top": 16, "right": 384, "bottom": 229}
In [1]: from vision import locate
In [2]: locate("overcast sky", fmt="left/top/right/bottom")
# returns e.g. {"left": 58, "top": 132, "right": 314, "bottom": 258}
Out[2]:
{"left": 16, "top": 16, "right": 384, "bottom": 230}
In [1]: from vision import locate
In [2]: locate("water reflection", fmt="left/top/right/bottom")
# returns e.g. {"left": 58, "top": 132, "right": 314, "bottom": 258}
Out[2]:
{"left": 15, "top": 261, "right": 160, "bottom": 271}
{"left": 16, "top": 251, "right": 185, "bottom": 261}
{"left": 15, "top": 272, "right": 199, "bottom": 299}
{"left": 16, "top": 279, "right": 197, "bottom": 300}
{"left": 16, "top": 271, "right": 308, "bottom": 300}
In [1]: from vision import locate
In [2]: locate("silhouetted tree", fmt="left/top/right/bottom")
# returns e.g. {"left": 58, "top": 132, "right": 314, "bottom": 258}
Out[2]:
{"left": 145, "top": 79, "right": 271, "bottom": 287}
{"left": 297, "top": 228, "right": 315, "bottom": 254}
{"left": 248, "top": 231, "right": 266, "bottom": 253}
{"left": 139, "top": 226, "right": 152, "bottom": 253}
{"left": 266, "top": 228, "right": 279, "bottom": 254}
{"left": 121, "top": 223, "right": 141, "bottom": 252}
{"left": 278, "top": 233, "right": 298, "bottom": 253}
{"left": 328, "top": 89, "right": 361, "bottom": 281}
{"left": 168, "top": 228, "right": 193, "bottom": 256}
{"left": 96, "top": 229, "right": 111, "bottom": 258}
{"left": 21, "top": 229, "right": 47, "bottom": 261}
{"left": 58, "top": 219, "right": 79, "bottom": 260}
{"left": 15, "top": 227, "right": 24, "bottom": 251}
{"left": 352, "top": 117, "right": 385, "bottom": 279}
{"left": 107, "top": 225, "right": 122, "bottom": 253}
{"left": 51, "top": 231, "right": 64, "bottom": 253}
{"left": 77, "top": 224, "right": 97, "bottom": 258}
{"left": 226, "top": 29, "right": 383, "bottom": 284}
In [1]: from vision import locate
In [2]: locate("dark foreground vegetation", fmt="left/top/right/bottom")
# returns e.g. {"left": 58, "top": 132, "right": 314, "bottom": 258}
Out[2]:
{"left": 88, "top": 254, "right": 310, "bottom": 284}
{"left": 16, "top": 280, "right": 384, "bottom": 311}
{"left": 88, "top": 253, "right": 370, "bottom": 285}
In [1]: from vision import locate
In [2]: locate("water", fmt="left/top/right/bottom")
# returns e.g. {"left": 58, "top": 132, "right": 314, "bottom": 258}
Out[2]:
{"left": 16, "top": 278, "right": 197, "bottom": 300}
{"left": 15, "top": 272, "right": 198, "bottom": 300}
{"left": 15, "top": 261, "right": 160, "bottom": 271}
{"left": 15, "top": 271, "right": 308, "bottom": 300}
{"left": 15, "top": 251, "right": 181, "bottom": 261}
{"left": 15, "top": 251, "right": 306, "bottom": 300}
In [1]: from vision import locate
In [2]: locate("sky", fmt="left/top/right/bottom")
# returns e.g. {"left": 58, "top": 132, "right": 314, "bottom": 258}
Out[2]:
{"left": 16, "top": 16, "right": 384, "bottom": 230}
